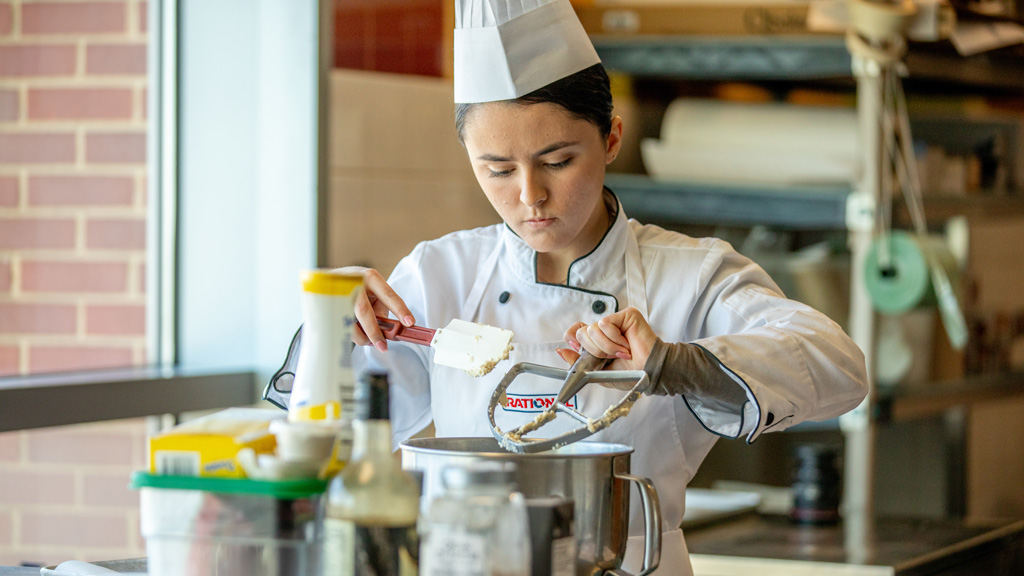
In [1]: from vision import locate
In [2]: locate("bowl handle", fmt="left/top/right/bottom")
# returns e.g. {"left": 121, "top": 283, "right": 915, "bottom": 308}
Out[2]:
{"left": 612, "top": 473, "right": 662, "bottom": 576}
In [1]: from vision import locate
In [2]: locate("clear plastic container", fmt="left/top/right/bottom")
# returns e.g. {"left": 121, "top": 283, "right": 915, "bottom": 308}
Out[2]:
{"left": 131, "top": 472, "right": 327, "bottom": 576}
{"left": 419, "top": 463, "right": 531, "bottom": 576}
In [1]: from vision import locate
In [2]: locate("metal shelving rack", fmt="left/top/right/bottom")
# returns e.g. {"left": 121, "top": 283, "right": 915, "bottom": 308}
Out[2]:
{"left": 607, "top": 173, "right": 852, "bottom": 230}
{"left": 593, "top": 33, "right": 1024, "bottom": 524}
{"left": 594, "top": 35, "right": 854, "bottom": 80}
{"left": 594, "top": 34, "right": 1024, "bottom": 90}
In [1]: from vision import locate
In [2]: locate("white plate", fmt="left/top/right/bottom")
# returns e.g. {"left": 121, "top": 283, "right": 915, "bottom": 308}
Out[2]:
{"left": 682, "top": 488, "right": 762, "bottom": 529}
{"left": 40, "top": 559, "right": 146, "bottom": 576}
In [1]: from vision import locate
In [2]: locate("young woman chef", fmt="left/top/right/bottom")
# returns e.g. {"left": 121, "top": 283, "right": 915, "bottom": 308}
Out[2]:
{"left": 345, "top": 1, "right": 869, "bottom": 573}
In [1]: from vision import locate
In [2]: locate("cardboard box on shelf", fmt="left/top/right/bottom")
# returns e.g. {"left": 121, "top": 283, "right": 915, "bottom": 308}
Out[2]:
{"left": 575, "top": 2, "right": 818, "bottom": 36}
{"left": 572, "top": 0, "right": 955, "bottom": 40}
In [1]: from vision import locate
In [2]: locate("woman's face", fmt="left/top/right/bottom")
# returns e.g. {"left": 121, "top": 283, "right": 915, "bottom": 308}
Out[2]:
{"left": 462, "top": 102, "right": 622, "bottom": 262}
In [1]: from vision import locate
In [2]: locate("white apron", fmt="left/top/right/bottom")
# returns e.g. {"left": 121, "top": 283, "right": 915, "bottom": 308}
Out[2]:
{"left": 426, "top": 223, "right": 691, "bottom": 576}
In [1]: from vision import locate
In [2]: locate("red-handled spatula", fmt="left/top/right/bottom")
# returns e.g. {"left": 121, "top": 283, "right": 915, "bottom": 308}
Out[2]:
{"left": 376, "top": 316, "right": 514, "bottom": 377}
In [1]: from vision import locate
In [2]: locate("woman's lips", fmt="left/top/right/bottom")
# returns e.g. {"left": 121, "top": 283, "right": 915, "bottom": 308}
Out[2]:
{"left": 525, "top": 217, "right": 556, "bottom": 229}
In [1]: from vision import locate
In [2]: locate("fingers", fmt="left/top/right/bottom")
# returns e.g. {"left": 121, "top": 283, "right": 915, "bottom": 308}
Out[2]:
{"left": 340, "top": 267, "right": 414, "bottom": 353}
{"left": 555, "top": 347, "right": 580, "bottom": 365}
{"left": 562, "top": 308, "right": 660, "bottom": 370}
{"left": 616, "top": 307, "right": 659, "bottom": 362}
{"left": 353, "top": 296, "right": 387, "bottom": 352}
{"left": 572, "top": 311, "right": 632, "bottom": 360}
{"left": 337, "top": 267, "right": 415, "bottom": 326}
{"left": 596, "top": 314, "right": 631, "bottom": 349}
{"left": 562, "top": 322, "right": 587, "bottom": 350}
{"left": 576, "top": 323, "right": 632, "bottom": 360}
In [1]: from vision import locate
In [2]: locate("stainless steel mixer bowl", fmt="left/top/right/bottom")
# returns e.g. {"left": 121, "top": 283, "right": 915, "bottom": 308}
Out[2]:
{"left": 400, "top": 437, "right": 660, "bottom": 576}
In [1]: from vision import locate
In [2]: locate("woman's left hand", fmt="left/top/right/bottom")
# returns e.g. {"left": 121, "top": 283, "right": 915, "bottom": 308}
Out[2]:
{"left": 556, "top": 307, "right": 659, "bottom": 372}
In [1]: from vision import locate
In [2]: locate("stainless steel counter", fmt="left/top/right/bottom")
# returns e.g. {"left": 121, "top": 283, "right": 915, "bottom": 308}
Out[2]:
{"left": 4, "top": 518, "right": 1020, "bottom": 575}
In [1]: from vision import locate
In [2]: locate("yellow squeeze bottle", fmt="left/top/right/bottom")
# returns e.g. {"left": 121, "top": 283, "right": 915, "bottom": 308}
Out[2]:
{"left": 289, "top": 270, "right": 363, "bottom": 474}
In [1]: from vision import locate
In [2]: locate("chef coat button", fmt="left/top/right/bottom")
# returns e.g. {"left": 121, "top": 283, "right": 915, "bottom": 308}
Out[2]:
{"left": 499, "top": 291, "right": 510, "bottom": 304}
{"left": 592, "top": 300, "right": 606, "bottom": 314}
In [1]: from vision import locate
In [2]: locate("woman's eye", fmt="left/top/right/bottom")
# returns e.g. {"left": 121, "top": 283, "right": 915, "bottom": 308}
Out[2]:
{"left": 488, "top": 168, "right": 513, "bottom": 178}
{"left": 547, "top": 158, "right": 573, "bottom": 170}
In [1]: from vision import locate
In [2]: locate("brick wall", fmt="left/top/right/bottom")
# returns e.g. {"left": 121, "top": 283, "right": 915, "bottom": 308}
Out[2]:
{"left": 0, "top": 0, "right": 148, "bottom": 565}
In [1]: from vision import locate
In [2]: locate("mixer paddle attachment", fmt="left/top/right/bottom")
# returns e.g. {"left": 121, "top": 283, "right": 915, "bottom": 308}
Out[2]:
{"left": 488, "top": 351, "right": 649, "bottom": 454}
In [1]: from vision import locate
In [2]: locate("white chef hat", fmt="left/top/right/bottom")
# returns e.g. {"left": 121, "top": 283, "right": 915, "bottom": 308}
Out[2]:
{"left": 454, "top": 0, "right": 601, "bottom": 104}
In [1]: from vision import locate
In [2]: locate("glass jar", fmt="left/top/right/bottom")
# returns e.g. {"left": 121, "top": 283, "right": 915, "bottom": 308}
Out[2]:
{"left": 419, "top": 463, "right": 531, "bottom": 576}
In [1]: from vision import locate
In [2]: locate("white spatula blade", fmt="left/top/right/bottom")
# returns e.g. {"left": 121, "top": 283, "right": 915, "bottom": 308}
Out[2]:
{"left": 430, "top": 319, "right": 514, "bottom": 377}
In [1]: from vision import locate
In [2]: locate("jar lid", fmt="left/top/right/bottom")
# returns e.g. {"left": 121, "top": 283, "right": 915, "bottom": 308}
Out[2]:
{"left": 793, "top": 443, "right": 839, "bottom": 462}
{"left": 441, "top": 462, "right": 516, "bottom": 490}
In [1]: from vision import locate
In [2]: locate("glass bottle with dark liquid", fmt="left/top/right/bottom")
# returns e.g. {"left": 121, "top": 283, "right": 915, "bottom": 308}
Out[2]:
{"left": 324, "top": 371, "right": 419, "bottom": 575}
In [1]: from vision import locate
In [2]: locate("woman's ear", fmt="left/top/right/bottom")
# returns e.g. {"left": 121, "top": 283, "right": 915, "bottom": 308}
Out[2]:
{"left": 606, "top": 116, "right": 624, "bottom": 165}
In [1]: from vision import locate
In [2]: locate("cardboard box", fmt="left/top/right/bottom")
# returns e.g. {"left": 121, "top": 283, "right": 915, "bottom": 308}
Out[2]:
{"left": 573, "top": 0, "right": 955, "bottom": 40}
{"left": 148, "top": 408, "right": 284, "bottom": 478}
{"left": 574, "top": 2, "right": 821, "bottom": 36}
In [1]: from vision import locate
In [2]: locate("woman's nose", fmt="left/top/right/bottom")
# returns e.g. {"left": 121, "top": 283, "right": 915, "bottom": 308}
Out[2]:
{"left": 519, "top": 171, "right": 547, "bottom": 207}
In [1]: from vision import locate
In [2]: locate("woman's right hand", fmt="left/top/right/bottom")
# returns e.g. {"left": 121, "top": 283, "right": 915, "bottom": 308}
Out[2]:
{"left": 332, "top": 266, "right": 414, "bottom": 353}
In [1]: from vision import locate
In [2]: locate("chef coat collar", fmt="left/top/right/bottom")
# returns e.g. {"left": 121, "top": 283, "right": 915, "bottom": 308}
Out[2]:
{"left": 501, "top": 188, "right": 629, "bottom": 287}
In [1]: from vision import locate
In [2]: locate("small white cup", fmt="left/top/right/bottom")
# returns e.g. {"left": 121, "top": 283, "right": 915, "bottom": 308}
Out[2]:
{"left": 270, "top": 420, "right": 339, "bottom": 463}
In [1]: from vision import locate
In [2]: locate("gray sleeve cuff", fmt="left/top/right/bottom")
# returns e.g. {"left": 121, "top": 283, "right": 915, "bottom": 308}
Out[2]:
{"left": 642, "top": 338, "right": 748, "bottom": 407}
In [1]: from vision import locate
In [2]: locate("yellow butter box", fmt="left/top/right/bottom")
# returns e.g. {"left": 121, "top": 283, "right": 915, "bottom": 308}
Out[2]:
{"left": 148, "top": 408, "right": 285, "bottom": 478}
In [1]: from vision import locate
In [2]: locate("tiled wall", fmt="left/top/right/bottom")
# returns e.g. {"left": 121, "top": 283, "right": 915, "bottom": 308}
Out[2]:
{"left": 0, "top": 0, "right": 148, "bottom": 565}
{"left": 334, "top": 0, "right": 444, "bottom": 77}
{"left": 326, "top": 70, "right": 499, "bottom": 275}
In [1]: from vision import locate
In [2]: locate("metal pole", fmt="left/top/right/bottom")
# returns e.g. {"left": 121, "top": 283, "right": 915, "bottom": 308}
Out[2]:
{"left": 841, "top": 51, "right": 882, "bottom": 561}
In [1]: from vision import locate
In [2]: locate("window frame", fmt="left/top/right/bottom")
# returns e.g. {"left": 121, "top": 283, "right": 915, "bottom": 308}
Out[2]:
{"left": 0, "top": 0, "right": 327, "bottom": 431}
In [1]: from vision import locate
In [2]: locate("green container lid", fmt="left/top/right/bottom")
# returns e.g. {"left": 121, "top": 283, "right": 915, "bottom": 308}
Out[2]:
{"left": 130, "top": 471, "right": 327, "bottom": 500}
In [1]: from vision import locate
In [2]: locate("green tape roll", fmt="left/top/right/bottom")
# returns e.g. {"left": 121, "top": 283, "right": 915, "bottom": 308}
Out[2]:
{"left": 864, "top": 231, "right": 934, "bottom": 314}
{"left": 865, "top": 231, "right": 967, "bottom": 349}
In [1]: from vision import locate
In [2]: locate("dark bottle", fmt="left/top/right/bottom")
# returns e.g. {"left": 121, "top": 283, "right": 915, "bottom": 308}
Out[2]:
{"left": 323, "top": 371, "right": 419, "bottom": 575}
{"left": 790, "top": 444, "right": 841, "bottom": 525}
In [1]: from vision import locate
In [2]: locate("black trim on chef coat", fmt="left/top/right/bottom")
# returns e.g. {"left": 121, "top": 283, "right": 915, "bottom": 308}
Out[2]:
{"left": 526, "top": 187, "right": 620, "bottom": 315}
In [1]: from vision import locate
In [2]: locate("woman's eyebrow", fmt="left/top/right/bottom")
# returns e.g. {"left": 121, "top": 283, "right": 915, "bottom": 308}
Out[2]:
{"left": 475, "top": 141, "right": 580, "bottom": 162}
{"left": 534, "top": 141, "right": 578, "bottom": 158}
{"left": 477, "top": 153, "right": 511, "bottom": 162}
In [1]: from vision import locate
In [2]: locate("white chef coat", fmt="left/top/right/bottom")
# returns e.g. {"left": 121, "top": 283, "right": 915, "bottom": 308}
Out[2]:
{"left": 356, "top": 191, "right": 867, "bottom": 576}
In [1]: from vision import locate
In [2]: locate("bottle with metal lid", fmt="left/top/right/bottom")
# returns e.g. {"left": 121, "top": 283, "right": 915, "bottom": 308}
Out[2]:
{"left": 419, "top": 462, "right": 531, "bottom": 576}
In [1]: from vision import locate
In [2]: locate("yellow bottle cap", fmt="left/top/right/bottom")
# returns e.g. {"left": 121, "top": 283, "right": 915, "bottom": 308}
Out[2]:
{"left": 301, "top": 270, "right": 363, "bottom": 296}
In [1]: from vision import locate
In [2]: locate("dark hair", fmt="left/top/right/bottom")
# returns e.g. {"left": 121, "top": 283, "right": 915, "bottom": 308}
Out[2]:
{"left": 454, "top": 63, "right": 613, "bottom": 144}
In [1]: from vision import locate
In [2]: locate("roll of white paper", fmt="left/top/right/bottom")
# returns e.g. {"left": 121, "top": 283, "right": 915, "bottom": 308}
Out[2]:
{"left": 642, "top": 99, "right": 860, "bottom": 185}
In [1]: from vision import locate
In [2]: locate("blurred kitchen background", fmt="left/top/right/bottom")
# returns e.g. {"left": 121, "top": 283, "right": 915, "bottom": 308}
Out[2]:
{"left": 2, "top": 0, "right": 1024, "bottom": 567}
